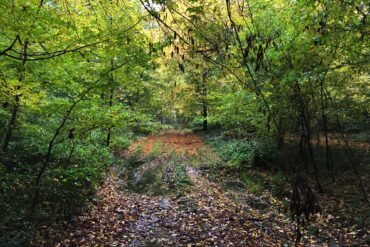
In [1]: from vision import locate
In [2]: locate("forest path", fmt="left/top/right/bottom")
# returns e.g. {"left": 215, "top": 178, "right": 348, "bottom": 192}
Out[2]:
{"left": 54, "top": 132, "right": 300, "bottom": 246}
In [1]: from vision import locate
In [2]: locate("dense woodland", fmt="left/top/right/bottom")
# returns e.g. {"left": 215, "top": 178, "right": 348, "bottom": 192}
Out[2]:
{"left": 0, "top": 0, "right": 369, "bottom": 246}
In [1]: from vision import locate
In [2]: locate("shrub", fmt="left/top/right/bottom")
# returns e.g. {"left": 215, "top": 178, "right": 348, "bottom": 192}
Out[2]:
{"left": 208, "top": 137, "right": 278, "bottom": 168}
{"left": 40, "top": 166, "right": 102, "bottom": 217}
{"left": 0, "top": 140, "right": 113, "bottom": 246}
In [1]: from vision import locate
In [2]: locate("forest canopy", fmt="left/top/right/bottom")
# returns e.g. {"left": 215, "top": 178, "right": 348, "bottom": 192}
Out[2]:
{"left": 0, "top": 0, "right": 369, "bottom": 246}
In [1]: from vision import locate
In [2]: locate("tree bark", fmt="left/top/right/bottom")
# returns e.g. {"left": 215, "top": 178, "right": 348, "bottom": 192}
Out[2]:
{"left": 106, "top": 58, "right": 114, "bottom": 147}
{"left": 2, "top": 94, "right": 20, "bottom": 153}
{"left": 2, "top": 39, "right": 28, "bottom": 153}
{"left": 106, "top": 89, "right": 114, "bottom": 147}
{"left": 202, "top": 72, "right": 208, "bottom": 131}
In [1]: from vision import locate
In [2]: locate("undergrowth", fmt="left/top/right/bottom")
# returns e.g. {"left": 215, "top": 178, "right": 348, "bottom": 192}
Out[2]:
{"left": 0, "top": 132, "right": 135, "bottom": 247}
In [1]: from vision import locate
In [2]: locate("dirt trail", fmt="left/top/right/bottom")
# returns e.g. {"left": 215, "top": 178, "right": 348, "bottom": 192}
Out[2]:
{"left": 124, "top": 132, "right": 207, "bottom": 157}
{"left": 49, "top": 133, "right": 307, "bottom": 246}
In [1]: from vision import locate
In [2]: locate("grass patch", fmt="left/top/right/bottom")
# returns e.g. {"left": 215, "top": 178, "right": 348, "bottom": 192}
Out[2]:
{"left": 165, "top": 154, "right": 191, "bottom": 187}
{"left": 239, "top": 171, "right": 263, "bottom": 195}
{"left": 149, "top": 140, "right": 162, "bottom": 159}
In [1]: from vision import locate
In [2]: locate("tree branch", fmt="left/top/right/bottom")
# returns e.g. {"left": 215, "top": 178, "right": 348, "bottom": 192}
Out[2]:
{"left": 0, "top": 35, "right": 20, "bottom": 56}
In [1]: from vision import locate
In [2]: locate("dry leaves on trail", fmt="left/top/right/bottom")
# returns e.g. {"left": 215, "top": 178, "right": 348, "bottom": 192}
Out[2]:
{"left": 123, "top": 133, "right": 207, "bottom": 157}
{"left": 51, "top": 166, "right": 295, "bottom": 247}
{"left": 38, "top": 133, "right": 367, "bottom": 247}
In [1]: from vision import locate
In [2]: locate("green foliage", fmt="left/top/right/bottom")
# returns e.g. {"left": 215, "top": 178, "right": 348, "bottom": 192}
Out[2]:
{"left": 40, "top": 166, "right": 102, "bottom": 216}
{"left": 0, "top": 1, "right": 158, "bottom": 245}
{"left": 218, "top": 139, "right": 255, "bottom": 166}
{"left": 149, "top": 140, "right": 162, "bottom": 159}
{"left": 239, "top": 169, "right": 289, "bottom": 198}
{"left": 239, "top": 172, "right": 262, "bottom": 195}
{"left": 190, "top": 116, "right": 218, "bottom": 130}
{"left": 0, "top": 142, "right": 113, "bottom": 246}
{"left": 168, "top": 155, "right": 191, "bottom": 187}
{"left": 208, "top": 137, "right": 278, "bottom": 168}
{"left": 210, "top": 92, "right": 266, "bottom": 136}
{"left": 132, "top": 142, "right": 145, "bottom": 160}
{"left": 110, "top": 134, "right": 132, "bottom": 152}
{"left": 0, "top": 0, "right": 368, "bottom": 245}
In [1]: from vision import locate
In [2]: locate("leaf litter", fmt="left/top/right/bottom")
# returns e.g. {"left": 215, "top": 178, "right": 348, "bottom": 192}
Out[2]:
{"left": 37, "top": 133, "right": 368, "bottom": 246}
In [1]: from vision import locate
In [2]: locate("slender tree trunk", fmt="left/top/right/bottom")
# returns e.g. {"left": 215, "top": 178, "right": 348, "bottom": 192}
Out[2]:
{"left": 202, "top": 103, "right": 208, "bottom": 131}
{"left": 323, "top": 85, "right": 368, "bottom": 202}
{"left": 67, "top": 140, "right": 78, "bottom": 163}
{"left": 106, "top": 59, "right": 114, "bottom": 147}
{"left": 298, "top": 125, "right": 308, "bottom": 171}
{"left": 306, "top": 132, "right": 323, "bottom": 193}
{"left": 202, "top": 72, "right": 208, "bottom": 131}
{"left": 2, "top": 39, "right": 28, "bottom": 153}
{"left": 320, "top": 81, "right": 335, "bottom": 181}
{"left": 31, "top": 87, "right": 92, "bottom": 215}
{"left": 106, "top": 128, "right": 112, "bottom": 147}
{"left": 160, "top": 108, "right": 163, "bottom": 124}
{"left": 294, "top": 82, "right": 323, "bottom": 193}
{"left": 275, "top": 117, "right": 285, "bottom": 150}
{"left": 335, "top": 118, "right": 368, "bottom": 203}
{"left": 2, "top": 94, "right": 20, "bottom": 152}
{"left": 31, "top": 102, "right": 77, "bottom": 214}
{"left": 106, "top": 88, "right": 113, "bottom": 146}
{"left": 30, "top": 64, "right": 124, "bottom": 211}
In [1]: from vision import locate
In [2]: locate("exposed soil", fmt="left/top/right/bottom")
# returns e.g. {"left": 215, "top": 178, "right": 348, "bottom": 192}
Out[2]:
{"left": 123, "top": 132, "right": 207, "bottom": 157}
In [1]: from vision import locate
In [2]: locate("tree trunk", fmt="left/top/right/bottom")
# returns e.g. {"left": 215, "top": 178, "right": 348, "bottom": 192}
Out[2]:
{"left": 320, "top": 81, "right": 335, "bottom": 181}
{"left": 294, "top": 82, "right": 323, "bottom": 193}
{"left": 275, "top": 117, "right": 285, "bottom": 150}
{"left": 203, "top": 104, "right": 208, "bottom": 131}
{"left": 2, "top": 39, "right": 28, "bottom": 153}
{"left": 2, "top": 94, "right": 20, "bottom": 153}
{"left": 202, "top": 72, "right": 208, "bottom": 131}
{"left": 106, "top": 89, "right": 114, "bottom": 147}
{"left": 106, "top": 58, "right": 114, "bottom": 147}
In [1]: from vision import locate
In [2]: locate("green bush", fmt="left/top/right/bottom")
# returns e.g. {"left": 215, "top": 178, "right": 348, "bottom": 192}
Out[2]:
{"left": 0, "top": 139, "right": 113, "bottom": 246}
{"left": 190, "top": 116, "right": 219, "bottom": 130}
{"left": 110, "top": 135, "right": 132, "bottom": 151}
{"left": 0, "top": 165, "right": 35, "bottom": 247}
{"left": 40, "top": 166, "right": 102, "bottom": 217}
{"left": 208, "top": 137, "right": 278, "bottom": 168}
